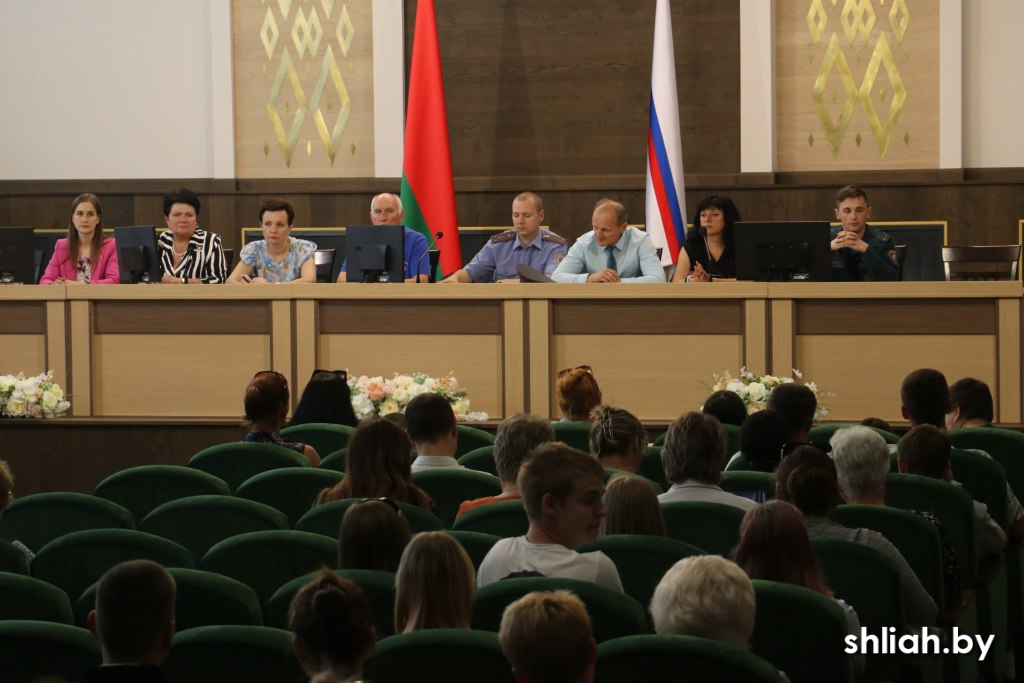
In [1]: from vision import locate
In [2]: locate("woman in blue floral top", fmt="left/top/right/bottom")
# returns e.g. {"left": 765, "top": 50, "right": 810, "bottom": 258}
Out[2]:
{"left": 228, "top": 198, "right": 317, "bottom": 284}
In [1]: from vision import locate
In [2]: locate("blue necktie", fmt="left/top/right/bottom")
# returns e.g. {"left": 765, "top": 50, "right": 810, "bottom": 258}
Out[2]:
{"left": 605, "top": 245, "right": 617, "bottom": 271}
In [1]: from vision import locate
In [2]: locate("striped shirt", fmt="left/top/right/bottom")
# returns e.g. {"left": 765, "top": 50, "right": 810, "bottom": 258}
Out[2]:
{"left": 157, "top": 228, "right": 227, "bottom": 283}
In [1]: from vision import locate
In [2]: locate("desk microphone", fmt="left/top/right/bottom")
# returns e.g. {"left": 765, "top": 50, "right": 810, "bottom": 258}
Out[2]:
{"left": 698, "top": 227, "right": 716, "bottom": 281}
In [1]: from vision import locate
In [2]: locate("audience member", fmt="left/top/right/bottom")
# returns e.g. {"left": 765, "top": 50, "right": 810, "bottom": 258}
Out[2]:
{"left": 394, "top": 532, "right": 475, "bottom": 633}
{"left": 40, "top": 193, "right": 119, "bottom": 285}
{"left": 765, "top": 382, "right": 817, "bottom": 444}
{"left": 670, "top": 195, "right": 742, "bottom": 282}
{"left": 589, "top": 405, "right": 647, "bottom": 473}
{"left": 456, "top": 413, "right": 555, "bottom": 520}
{"left": 157, "top": 188, "right": 227, "bottom": 284}
{"left": 829, "top": 185, "right": 901, "bottom": 282}
{"left": 243, "top": 370, "right": 320, "bottom": 465}
{"left": 290, "top": 370, "right": 358, "bottom": 428}
{"left": 76, "top": 560, "right": 176, "bottom": 683}
{"left": 898, "top": 424, "right": 1006, "bottom": 557}
{"left": 733, "top": 500, "right": 864, "bottom": 677}
{"left": 901, "top": 368, "right": 1024, "bottom": 540}
{"left": 859, "top": 416, "right": 895, "bottom": 433}
{"left": 443, "top": 192, "right": 567, "bottom": 283}
{"left": 830, "top": 426, "right": 962, "bottom": 603}
{"left": 649, "top": 555, "right": 754, "bottom": 648}
{"left": 734, "top": 408, "right": 789, "bottom": 472}
{"left": 555, "top": 366, "right": 602, "bottom": 422}
{"left": 337, "top": 498, "right": 410, "bottom": 572}
{"left": 551, "top": 198, "right": 665, "bottom": 283}
{"left": 946, "top": 377, "right": 995, "bottom": 430}
{"left": 315, "top": 418, "right": 433, "bottom": 512}
{"left": 658, "top": 412, "right": 757, "bottom": 510}
{"left": 701, "top": 389, "right": 748, "bottom": 427}
{"left": 0, "top": 459, "right": 32, "bottom": 564}
{"left": 776, "top": 445, "right": 937, "bottom": 626}
{"left": 228, "top": 198, "right": 316, "bottom": 284}
{"left": 288, "top": 569, "right": 375, "bottom": 683}
{"left": 477, "top": 443, "right": 623, "bottom": 591}
{"left": 601, "top": 474, "right": 665, "bottom": 536}
{"left": 499, "top": 590, "right": 596, "bottom": 683}
{"left": 405, "top": 393, "right": 464, "bottom": 472}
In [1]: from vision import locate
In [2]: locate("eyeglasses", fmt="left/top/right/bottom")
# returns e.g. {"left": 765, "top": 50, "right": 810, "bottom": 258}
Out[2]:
{"left": 360, "top": 497, "right": 401, "bottom": 512}
{"left": 313, "top": 369, "right": 348, "bottom": 382}
{"left": 557, "top": 364, "right": 593, "bottom": 378}
{"left": 781, "top": 441, "right": 833, "bottom": 456}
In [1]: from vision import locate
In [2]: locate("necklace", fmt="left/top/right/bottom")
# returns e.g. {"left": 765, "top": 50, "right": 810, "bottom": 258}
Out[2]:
{"left": 172, "top": 244, "right": 188, "bottom": 258}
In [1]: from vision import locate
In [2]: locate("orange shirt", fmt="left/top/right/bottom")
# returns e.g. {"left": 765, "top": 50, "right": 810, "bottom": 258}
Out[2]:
{"left": 455, "top": 492, "right": 522, "bottom": 521}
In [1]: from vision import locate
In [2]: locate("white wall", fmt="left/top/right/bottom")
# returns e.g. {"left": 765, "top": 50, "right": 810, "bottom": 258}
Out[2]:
{"left": 0, "top": 0, "right": 225, "bottom": 180}
{"left": 963, "top": 0, "right": 1024, "bottom": 168}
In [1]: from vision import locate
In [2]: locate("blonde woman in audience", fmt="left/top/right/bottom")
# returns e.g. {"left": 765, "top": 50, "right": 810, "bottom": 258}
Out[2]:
{"left": 733, "top": 500, "right": 864, "bottom": 676}
{"left": 650, "top": 555, "right": 755, "bottom": 648}
{"left": 394, "top": 532, "right": 475, "bottom": 633}
{"left": 499, "top": 590, "right": 596, "bottom": 683}
{"left": 243, "top": 370, "right": 320, "bottom": 465}
{"left": 289, "top": 570, "right": 375, "bottom": 683}
{"left": 337, "top": 499, "right": 410, "bottom": 572}
{"left": 315, "top": 418, "right": 433, "bottom": 512}
{"left": 556, "top": 366, "right": 602, "bottom": 422}
{"left": 589, "top": 405, "right": 647, "bottom": 473}
{"left": 601, "top": 474, "right": 665, "bottom": 536}
{"left": 40, "top": 193, "right": 119, "bottom": 285}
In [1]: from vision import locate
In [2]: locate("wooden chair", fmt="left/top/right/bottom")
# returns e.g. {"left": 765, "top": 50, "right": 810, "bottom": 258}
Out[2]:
{"left": 942, "top": 244, "right": 1021, "bottom": 281}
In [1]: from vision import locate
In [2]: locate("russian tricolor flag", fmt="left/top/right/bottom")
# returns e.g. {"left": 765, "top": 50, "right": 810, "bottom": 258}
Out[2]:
{"left": 645, "top": 0, "right": 686, "bottom": 267}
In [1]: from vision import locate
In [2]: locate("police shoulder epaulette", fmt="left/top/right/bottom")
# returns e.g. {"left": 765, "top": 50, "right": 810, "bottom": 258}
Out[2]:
{"left": 490, "top": 230, "right": 516, "bottom": 243}
{"left": 541, "top": 231, "right": 567, "bottom": 245}
{"left": 877, "top": 232, "right": 893, "bottom": 242}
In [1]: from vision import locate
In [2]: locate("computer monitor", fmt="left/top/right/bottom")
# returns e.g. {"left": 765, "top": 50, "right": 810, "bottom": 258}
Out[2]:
{"left": 0, "top": 227, "right": 37, "bottom": 284}
{"left": 734, "top": 221, "right": 833, "bottom": 282}
{"left": 345, "top": 224, "right": 406, "bottom": 283}
{"left": 114, "top": 225, "right": 161, "bottom": 283}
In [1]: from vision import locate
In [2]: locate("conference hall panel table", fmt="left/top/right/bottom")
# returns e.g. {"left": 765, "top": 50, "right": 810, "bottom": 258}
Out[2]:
{"left": 0, "top": 281, "right": 1019, "bottom": 425}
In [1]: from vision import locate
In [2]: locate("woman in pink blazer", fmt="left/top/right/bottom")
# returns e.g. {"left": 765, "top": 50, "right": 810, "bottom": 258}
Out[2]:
{"left": 39, "top": 193, "right": 119, "bottom": 285}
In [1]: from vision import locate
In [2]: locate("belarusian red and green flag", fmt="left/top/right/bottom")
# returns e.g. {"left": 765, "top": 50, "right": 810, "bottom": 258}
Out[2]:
{"left": 400, "top": 0, "right": 461, "bottom": 278}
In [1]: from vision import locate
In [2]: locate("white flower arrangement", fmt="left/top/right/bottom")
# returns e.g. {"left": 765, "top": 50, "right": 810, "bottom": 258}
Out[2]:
{"left": 348, "top": 372, "right": 488, "bottom": 422}
{"left": 0, "top": 370, "right": 71, "bottom": 418}
{"left": 708, "top": 368, "right": 830, "bottom": 422}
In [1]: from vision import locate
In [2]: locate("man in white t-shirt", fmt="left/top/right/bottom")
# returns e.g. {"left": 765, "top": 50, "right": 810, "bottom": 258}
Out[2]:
{"left": 477, "top": 442, "right": 623, "bottom": 592}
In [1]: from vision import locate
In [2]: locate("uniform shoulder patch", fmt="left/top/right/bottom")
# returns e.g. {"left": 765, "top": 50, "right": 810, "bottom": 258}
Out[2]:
{"left": 541, "top": 231, "right": 567, "bottom": 245}
{"left": 490, "top": 230, "right": 516, "bottom": 243}
{"left": 876, "top": 231, "right": 893, "bottom": 242}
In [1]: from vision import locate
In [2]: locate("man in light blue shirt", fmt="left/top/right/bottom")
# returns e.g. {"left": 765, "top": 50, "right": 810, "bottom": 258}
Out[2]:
{"left": 443, "top": 192, "right": 566, "bottom": 282}
{"left": 551, "top": 199, "right": 665, "bottom": 283}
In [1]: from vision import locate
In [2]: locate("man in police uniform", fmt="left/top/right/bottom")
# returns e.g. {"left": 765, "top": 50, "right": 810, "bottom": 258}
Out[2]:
{"left": 830, "top": 185, "right": 901, "bottom": 281}
{"left": 442, "top": 192, "right": 566, "bottom": 283}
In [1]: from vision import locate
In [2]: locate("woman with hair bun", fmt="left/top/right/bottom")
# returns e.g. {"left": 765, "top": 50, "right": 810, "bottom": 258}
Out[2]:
{"left": 589, "top": 405, "right": 647, "bottom": 473}
{"left": 289, "top": 569, "right": 376, "bottom": 683}
{"left": 555, "top": 366, "right": 602, "bottom": 423}
{"left": 242, "top": 370, "right": 320, "bottom": 465}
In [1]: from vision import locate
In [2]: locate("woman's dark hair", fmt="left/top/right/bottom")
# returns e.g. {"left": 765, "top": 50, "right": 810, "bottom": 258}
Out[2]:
{"left": 739, "top": 409, "right": 789, "bottom": 472}
{"left": 290, "top": 371, "right": 358, "bottom": 427}
{"left": 684, "top": 195, "right": 741, "bottom": 249}
{"left": 288, "top": 569, "right": 375, "bottom": 676}
{"left": 260, "top": 198, "right": 295, "bottom": 225}
{"left": 338, "top": 499, "right": 410, "bottom": 571}
{"left": 775, "top": 445, "right": 840, "bottom": 517}
{"left": 734, "top": 500, "right": 832, "bottom": 596}
{"left": 244, "top": 371, "right": 289, "bottom": 427}
{"left": 316, "top": 418, "right": 432, "bottom": 510}
{"left": 67, "top": 193, "right": 105, "bottom": 266}
{"left": 162, "top": 188, "right": 201, "bottom": 217}
{"left": 702, "top": 390, "right": 748, "bottom": 427}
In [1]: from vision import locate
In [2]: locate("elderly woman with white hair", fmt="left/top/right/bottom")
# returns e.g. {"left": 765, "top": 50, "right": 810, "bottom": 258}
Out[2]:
{"left": 829, "top": 426, "right": 961, "bottom": 604}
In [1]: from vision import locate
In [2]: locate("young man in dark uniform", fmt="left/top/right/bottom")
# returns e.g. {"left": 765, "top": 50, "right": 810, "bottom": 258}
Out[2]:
{"left": 830, "top": 185, "right": 902, "bottom": 281}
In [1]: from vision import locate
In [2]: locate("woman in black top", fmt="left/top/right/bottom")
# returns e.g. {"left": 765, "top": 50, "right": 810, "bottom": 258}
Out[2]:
{"left": 670, "top": 195, "right": 741, "bottom": 282}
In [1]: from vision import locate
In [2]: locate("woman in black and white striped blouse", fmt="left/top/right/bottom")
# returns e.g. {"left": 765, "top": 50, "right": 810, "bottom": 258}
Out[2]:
{"left": 157, "top": 188, "right": 227, "bottom": 284}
